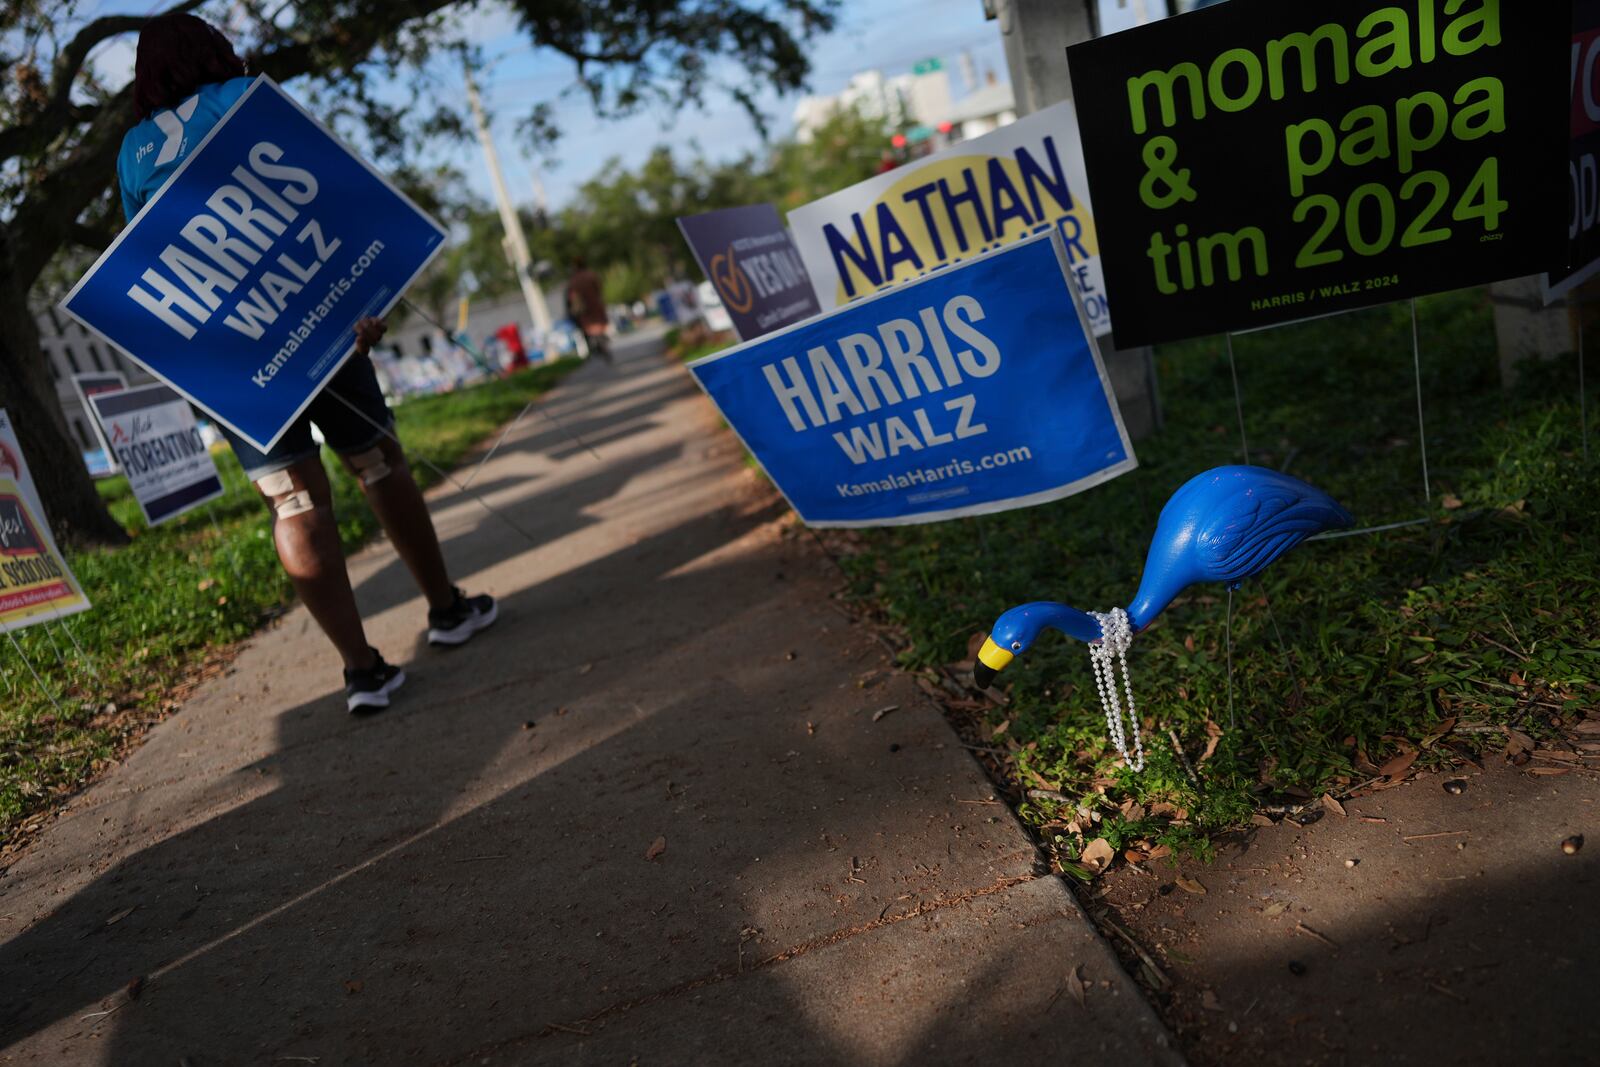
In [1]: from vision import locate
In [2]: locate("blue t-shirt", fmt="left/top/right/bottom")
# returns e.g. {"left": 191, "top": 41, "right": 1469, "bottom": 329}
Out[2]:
{"left": 117, "top": 77, "right": 252, "bottom": 222}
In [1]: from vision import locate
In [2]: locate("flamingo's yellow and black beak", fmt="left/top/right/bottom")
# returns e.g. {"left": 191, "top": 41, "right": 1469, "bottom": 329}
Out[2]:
{"left": 973, "top": 637, "right": 1014, "bottom": 690}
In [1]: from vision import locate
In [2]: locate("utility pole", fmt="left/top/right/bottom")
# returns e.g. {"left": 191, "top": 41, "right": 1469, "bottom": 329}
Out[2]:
{"left": 464, "top": 60, "right": 554, "bottom": 351}
{"left": 986, "top": 0, "right": 1164, "bottom": 439}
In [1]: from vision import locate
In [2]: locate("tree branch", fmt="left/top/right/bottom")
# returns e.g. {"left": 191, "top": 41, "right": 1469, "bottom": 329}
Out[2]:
{"left": 69, "top": 221, "right": 115, "bottom": 251}
{"left": 0, "top": 0, "right": 206, "bottom": 165}
{"left": 10, "top": 0, "right": 455, "bottom": 286}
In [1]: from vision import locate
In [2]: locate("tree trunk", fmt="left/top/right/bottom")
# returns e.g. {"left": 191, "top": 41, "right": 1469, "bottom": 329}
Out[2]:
{"left": 0, "top": 260, "right": 128, "bottom": 546}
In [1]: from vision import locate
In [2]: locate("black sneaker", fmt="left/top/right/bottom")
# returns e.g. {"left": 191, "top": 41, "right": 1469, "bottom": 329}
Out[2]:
{"left": 427, "top": 588, "right": 498, "bottom": 647}
{"left": 344, "top": 649, "right": 406, "bottom": 713}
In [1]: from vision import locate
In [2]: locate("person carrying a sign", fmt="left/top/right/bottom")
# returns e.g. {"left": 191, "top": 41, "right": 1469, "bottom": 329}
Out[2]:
{"left": 118, "top": 14, "right": 497, "bottom": 713}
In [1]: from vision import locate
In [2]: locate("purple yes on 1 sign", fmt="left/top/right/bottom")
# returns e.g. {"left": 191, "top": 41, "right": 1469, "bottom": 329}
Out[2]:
{"left": 676, "top": 204, "right": 820, "bottom": 340}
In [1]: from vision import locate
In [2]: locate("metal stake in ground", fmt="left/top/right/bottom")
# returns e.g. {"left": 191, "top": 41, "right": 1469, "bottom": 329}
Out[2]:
{"left": 1256, "top": 580, "right": 1299, "bottom": 698}
{"left": 1225, "top": 333, "right": 1251, "bottom": 466}
{"left": 39, "top": 620, "right": 67, "bottom": 669}
{"left": 1580, "top": 307, "right": 1590, "bottom": 463}
{"left": 6, "top": 631, "right": 62, "bottom": 713}
{"left": 58, "top": 618, "right": 101, "bottom": 682}
{"left": 1410, "top": 299, "right": 1432, "bottom": 502}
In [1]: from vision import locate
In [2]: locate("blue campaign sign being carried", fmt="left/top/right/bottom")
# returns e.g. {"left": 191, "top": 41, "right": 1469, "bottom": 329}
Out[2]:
{"left": 688, "top": 232, "right": 1136, "bottom": 527}
{"left": 61, "top": 76, "right": 446, "bottom": 452}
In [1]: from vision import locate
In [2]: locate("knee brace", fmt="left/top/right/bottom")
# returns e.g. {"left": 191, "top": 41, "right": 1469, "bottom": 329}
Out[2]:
{"left": 256, "top": 470, "right": 316, "bottom": 519}
{"left": 348, "top": 446, "right": 392, "bottom": 487}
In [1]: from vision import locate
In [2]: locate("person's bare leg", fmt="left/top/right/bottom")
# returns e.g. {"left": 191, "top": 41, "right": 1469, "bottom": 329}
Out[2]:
{"left": 257, "top": 457, "right": 375, "bottom": 671}
{"left": 341, "top": 436, "right": 454, "bottom": 612}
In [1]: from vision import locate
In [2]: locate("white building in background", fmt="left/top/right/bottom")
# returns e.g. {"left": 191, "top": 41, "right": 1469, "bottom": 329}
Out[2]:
{"left": 792, "top": 58, "right": 1014, "bottom": 149}
{"left": 942, "top": 76, "right": 1016, "bottom": 142}
{"left": 793, "top": 63, "right": 953, "bottom": 142}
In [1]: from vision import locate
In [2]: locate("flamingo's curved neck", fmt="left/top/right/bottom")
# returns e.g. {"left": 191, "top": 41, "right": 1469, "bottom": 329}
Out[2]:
{"left": 1126, "top": 592, "right": 1167, "bottom": 634}
{"left": 1027, "top": 602, "right": 1104, "bottom": 644}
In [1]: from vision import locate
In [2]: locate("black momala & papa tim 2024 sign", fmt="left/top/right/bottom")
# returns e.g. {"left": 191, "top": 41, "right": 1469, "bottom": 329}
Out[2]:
{"left": 1067, "top": 0, "right": 1569, "bottom": 348}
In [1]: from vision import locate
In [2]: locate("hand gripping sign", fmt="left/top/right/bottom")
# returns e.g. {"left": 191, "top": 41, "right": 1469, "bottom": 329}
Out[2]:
{"left": 61, "top": 76, "right": 446, "bottom": 452}
{"left": 687, "top": 232, "right": 1136, "bottom": 527}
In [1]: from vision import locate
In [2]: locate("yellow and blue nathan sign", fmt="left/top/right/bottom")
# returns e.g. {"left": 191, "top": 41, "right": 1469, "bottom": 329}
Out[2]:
{"left": 788, "top": 101, "right": 1113, "bottom": 338}
{"left": 688, "top": 232, "right": 1136, "bottom": 527}
{"left": 61, "top": 76, "right": 446, "bottom": 452}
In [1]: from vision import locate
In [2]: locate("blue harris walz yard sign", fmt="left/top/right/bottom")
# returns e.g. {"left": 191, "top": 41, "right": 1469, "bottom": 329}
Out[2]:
{"left": 61, "top": 76, "right": 446, "bottom": 452}
{"left": 688, "top": 231, "right": 1136, "bottom": 527}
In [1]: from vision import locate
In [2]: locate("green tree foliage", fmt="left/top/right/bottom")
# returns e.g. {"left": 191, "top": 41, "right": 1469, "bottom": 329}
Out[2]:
{"left": 0, "top": 0, "right": 837, "bottom": 544}
{"left": 447, "top": 104, "right": 891, "bottom": 306}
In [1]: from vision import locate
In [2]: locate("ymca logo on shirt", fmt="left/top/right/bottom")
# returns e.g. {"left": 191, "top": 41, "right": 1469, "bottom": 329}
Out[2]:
{"left": 151, "top": 94, "right": 203, "bottom": 167}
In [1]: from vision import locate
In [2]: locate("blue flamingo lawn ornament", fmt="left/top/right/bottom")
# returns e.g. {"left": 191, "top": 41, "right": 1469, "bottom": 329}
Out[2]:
{"left": 973, "top": 464, "right": 1353, "bottom": 692}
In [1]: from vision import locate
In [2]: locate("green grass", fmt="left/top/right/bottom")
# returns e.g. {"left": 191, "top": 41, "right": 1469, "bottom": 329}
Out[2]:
{"left": 0, "top": 359, "right": 578, "bottom": 847}
{"left": 663, "top": 324, "right": 736, "bottom": 364}
{"left": 839, "top": 289, "right": 1598, "bottom": 872}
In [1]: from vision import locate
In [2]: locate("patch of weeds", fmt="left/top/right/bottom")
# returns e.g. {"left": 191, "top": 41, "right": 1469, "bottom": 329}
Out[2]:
{"left": 837, "top": 289, "right": 1598, "bottom": 870}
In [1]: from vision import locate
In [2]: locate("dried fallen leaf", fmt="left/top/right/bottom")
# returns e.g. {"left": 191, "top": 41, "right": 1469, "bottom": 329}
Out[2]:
{"left": 1263, "top": 901, "right": 1288, "bottom": 917}
{"left": 645, "top": 836, "right": 667, "bottom": 861}
{"left": 1081, "top": 837, "right": 1114, "bottom": 873}
{"left": 1420, "top": 716, "right": 1458, "bottom": 749}
{"left": 1175, "top": 875, "right": 1207, "bottom": 895}
{"left": 1199, "top": 720, "right": 1224, "bottom": 764}
{"left": 344, "top": 980, "right": 363, "bottom": 995}
{"left": 197, "top": 578, "right": 216, "bottom": 591}
{"left": 992, "top": 719, "right": 1011, "bottom": 738}
{"left": 1378, "top": 747, "right": 1420, "bottom": 779}
{"left": 1441, "top": 493, "right": 1463, "bottom": 510}
{"left": 1320, "top": 794, "right": 1347, "bottom": 817}
{"left": 1201, "top": 988, "right": 1224, "bottom": 1012}
{"left": 1145, "top": 844, "right": 1172, "bottom": 861}
{"left": 1065, "top": 963, "right": 1086, "bottom": 1009}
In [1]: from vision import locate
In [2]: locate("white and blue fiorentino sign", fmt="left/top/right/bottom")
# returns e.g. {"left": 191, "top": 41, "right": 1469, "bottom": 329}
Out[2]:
{"left": 688, "top": 232, "right": 1136, "bottom": 527}
{"left": 61, "top": 76, "right": 446, "bottom": 452}
{"left": 89, "top": 384, "right": 224, "bottom": 527}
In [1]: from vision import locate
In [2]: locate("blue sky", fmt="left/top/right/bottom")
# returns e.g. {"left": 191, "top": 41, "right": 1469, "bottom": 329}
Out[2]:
{"left": 76, "top": 0, "right": 1009, "bottom": 210}
{"left": 462, "top": 0, "right": 1010, "bottom": 208}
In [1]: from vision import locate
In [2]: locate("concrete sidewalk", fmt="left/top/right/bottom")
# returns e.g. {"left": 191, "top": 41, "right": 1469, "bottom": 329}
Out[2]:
{"left": 1, "top": 328, "right": 1177, "bottom": 1065}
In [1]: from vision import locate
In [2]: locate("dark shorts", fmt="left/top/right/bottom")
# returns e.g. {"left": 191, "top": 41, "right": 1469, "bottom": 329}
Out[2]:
{"left": 221, "top": 355, "right": 394, "bottom": 482}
